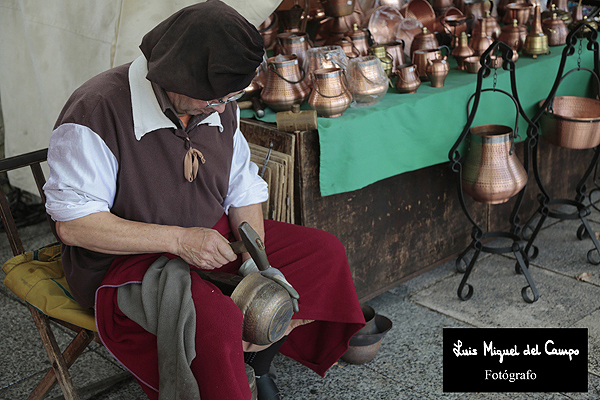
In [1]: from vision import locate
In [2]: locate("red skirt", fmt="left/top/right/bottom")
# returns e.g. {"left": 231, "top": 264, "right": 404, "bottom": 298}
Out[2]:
{"left": 95, "top": 215, "right": 365, "bottom": 400}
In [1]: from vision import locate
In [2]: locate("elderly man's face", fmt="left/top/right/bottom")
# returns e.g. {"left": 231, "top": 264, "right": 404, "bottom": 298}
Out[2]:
{"left": 166, "top": 91, "right": 239, "bottom": 115}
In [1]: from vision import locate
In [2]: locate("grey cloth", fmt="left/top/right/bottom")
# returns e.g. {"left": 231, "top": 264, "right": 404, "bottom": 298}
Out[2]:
{"left": 117, "top": 256, "right": 200, "bottom": 400}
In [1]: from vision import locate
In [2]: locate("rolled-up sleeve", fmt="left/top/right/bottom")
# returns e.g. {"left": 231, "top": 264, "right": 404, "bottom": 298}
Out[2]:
{"left": 43, "top": 123, "right": 118, "bottom": 221}
{"left": 223, "top": 108, "right": 269, "bottom": 214}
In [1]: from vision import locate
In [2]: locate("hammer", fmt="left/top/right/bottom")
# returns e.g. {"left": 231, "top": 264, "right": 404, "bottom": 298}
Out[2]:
{"left": 238, "top": 97, "right": 266, "bottom": 118}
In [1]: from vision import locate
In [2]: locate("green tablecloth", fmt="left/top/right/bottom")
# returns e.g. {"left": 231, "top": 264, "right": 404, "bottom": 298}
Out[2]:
{"left": 241, "top": 47, "right": 595, "bottom": 196}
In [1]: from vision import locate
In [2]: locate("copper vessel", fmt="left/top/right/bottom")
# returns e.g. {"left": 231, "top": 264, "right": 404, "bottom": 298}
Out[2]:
{"left": 452, "top": 31, "right": 475, "bottom": 70}
{"left": 505, "top": 2, "right": 533, "bottom": 26}
{"left": 401, "top": 0, "right": 437, "bottom": 32}
{"left": 482, "top": 10, "right": 501, "bottom": 39}
{"left": 433, "top": 0, "right": 456, "bottom": 16}
{"left": 308, "top": 67, "right": 353, "bottom": 117}
{"left": 337, "top": 38, "right": 361, "bottom": 58}
{"left": 540, "top": 96, "right": 600, "bottom": 149}
{"left": 463, "top": 55, "right": 482, "bottom": 73}
{"left": 275, "top": 32, "right": 313, "bottom": 74}
{"left": 523, "top": 5, "right": 549, "bottom": 58}
{"left": 542, "top": 4, "right": 573, "bottom": 27}
{"left": 307, "top": 45, "right": 349, "bottom": 75}
{"left": 321, "top": 0, "right": 355, "bottom": 17}
{"left": 261, "top": 55, "right": 311, "bottom": 112}
{"left": 462, "top": 0, "right": 492, "bottom": 21}
{"left": 410, "top": 27, "right": 440, "bottom": 58}
{"left": 382, "top": 40, "right": 407, "bottom": 73}
{"left": 412, "top": 47, "right": 447, "bottom": 80}
{"left": 462, "top": 124, "right": 528, "bottom": 204}
{"left": 497, "top": 19, "right": 526, "bottom": 52}
{"left": 426, "top": 56, "right": 450, "bottom": 87}
{"left": 394, "top": 63, "right": 422, "bottom": 93}
{"left": 258, "top": 13, "right": 279, "bottom": 50}
{"left": 470, "top": 18, "right": 494, "bottom": 56}
{"left": 348, "top": 55, "right": 389, "bottom": 106}
{"left": 345, "top": 23, "right": 370, "bottom": 56}
{"left": 369, "top": 45, "right": 394, "bottom": 78}
{"left": 542, "top": 13, "right": 568, "bottom": 46}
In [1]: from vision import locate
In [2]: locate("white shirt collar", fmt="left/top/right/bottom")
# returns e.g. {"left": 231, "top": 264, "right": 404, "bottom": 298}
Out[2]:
{"left": 128, "top": 56, "right": 224, "bottom": 141}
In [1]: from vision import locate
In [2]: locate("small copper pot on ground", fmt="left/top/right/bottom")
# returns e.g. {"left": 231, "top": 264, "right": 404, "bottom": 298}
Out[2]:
{"left": 394, "top": 63, "right": 421, "bottom": 93}
{"left": 261, "top": 55, "right": 311, "bottom": 112}
{"left": 308, "top": 67, "right": 353, "bottom": 117}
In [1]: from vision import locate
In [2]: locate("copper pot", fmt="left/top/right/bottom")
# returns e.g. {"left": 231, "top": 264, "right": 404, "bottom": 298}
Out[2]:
{"left": 337, "top": 38, "right": 361, "bottom": 58}
{"left": 348, "top": 55, "right": 389, "bottom": 106}
{"left": 308, "top": 67, "right": 353, "bottom": 117}
{"left": 543, "top": 13, "right": 568, "bottom": 46}
{"left": 345, "top": 23, "right": 370, "bottom": 57}
{"left": 321, "top": 0, "right": 355, "bottom": 17}
{"left": 261, "top": 55, "right": 311, "bottom": 112}
{"left": 433, "top": 0, "right": 455, "bottom": 16}
{"left": 394, "top": 63, "right": 421, "bottom": 93}
{"left": 482, "top": 10, "right": 501, "bottom": 39}
{"left": 410, "top": 27, "right": 440, "bottom": 58}
{"left": 426, "top": 55, "right": 450, "bottom": 87}
{"left": 307, "top": 45, "right": 349, "bottom": 75}
{"left": 275, "top": 32, "right": 313, "bottom": 74}
{"left": 497, "top": 19, "right": 526, "bottom": 52}
{"left": 505, "top": 2, "right": 533, "bottom": 25}
{"left": 412, "top": 47, "right": 448, "bottom": 80}
{"left": 382, "top": 40, "right": 407, "bottom": 73}
{"left": 462, "top": 124, "right": 528, "bottom": 204}
{"left": 463, "top": 0, "right": 492, "bottom": 21}
{"left": 231, "top": 272, "right": 294, "bottom": 345}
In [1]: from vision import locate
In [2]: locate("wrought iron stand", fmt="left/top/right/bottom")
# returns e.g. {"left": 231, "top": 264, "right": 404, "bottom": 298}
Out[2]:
{"left": 449, "top": 41, "right": 540, "bottom": 303}
{"left": 522, "top": 24, "right": 600, "bottom": 265}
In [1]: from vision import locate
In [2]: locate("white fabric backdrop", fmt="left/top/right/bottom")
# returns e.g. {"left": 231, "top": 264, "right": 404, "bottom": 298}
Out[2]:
{"left": 0, "top": 0, "right": 281, "bottom": 193}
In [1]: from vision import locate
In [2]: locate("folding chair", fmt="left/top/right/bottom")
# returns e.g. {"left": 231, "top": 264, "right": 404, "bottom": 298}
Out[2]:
{"left": 0, "top": 149, "right": 130, "bottom": 400}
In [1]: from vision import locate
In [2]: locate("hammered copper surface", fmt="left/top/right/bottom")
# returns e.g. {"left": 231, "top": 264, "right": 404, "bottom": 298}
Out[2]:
{"left": 230, "top": 272, "right": 294, "bottom": 345}
{"left": 261, "top": 55, "right": 311, "bottom": 112}
{"left": 348, "top": 55, "right": 388, "bottom": 105}
{"left": 394, "top": 63, "right": 421, "bottom": 93}
{"left": 540, "top": 96, "right": 600, "bottom": 149}
{"left": 462, "top": 125, "right": 528, "bottom": 204}
{"left": 308, "top": 67, "right": 352, "bottom": 117}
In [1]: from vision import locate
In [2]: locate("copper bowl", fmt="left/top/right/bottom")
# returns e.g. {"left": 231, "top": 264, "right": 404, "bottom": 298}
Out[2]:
{"left": 464, "top": 56, "right": 481, "bottom": 73}
{"left": 341, "top": 314, "right": 393, "bottom": 364}
{"left": 401, "top": 0, "right": 436, "bottom": 31}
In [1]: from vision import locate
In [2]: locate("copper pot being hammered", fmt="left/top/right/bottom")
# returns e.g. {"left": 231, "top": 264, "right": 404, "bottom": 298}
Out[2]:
{"left": 308, "top": 67, "right": 353, "bottom": 117}
{"left": 261, "top": 55, "right": 311, "bottom": 112}
{"left": 462, "top": 124, "right": 528, "bottom": 204}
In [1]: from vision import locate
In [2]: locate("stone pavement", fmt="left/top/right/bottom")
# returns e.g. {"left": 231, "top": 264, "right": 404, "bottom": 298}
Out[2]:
{"left": 2, "top": 208, "right": 600, "bottom": 399}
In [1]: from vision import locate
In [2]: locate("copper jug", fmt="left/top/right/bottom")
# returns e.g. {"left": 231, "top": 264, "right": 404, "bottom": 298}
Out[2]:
{"left": 410, "top": 27, "right": 439, "bottom": 58}
{"left": 452, "top": 31, "right": 475, "bottom": 70}
{"left": 258, "top": 13, "right": 279, "bottom": 50}
{"left": 275, "top": 32, "right": 313, "bottom": 74}
{"left": 337, "top": 38, "right": 361, "bottom": 58}
{"left": 261, "top": 55, "right": 311, "bottom": 112}
{"left": 426, "top": 56, "right": 450, "bottom": 87}
{"left": 307, "top": 45, "right": 349, "bottom": 75}
{"left": 369, "top": 45, "right": 394, "bottom": 78}
{"left": 523, "top": 5, "right": 549, "bottom": 58}
{"left": 348, "top": 55, "right": 389, "bottom": 106}
{"left": 308, "top": 67, "right": 353, "bottom": 118}
{"left": 345, "top": 23, "right": 370, "bottom": 57}
{"left": 482, "top": 10, "right": 501, "bottom": 39}
{"left": 469, "top": 18, "right": 494, "bottom": 56}
{"left": 462, "top": 124, "right": 528, "bottom": 204}
{"left": 497, "top": 19, "right": 526, "bottom": 52}
{"left": 412, "top": 47, "right": 447, "bottom": 80}
{"left": 394, "top": 63, "right": 421, "bottom": 93}
{"left": 543, "top": 13, "right": 568, "bottom": 46}
{"left": 382, "top": 40, "right": 407, "bottom": 73}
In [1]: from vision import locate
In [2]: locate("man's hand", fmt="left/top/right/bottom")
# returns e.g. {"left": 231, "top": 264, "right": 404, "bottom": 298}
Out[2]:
{"left": 177, "top": 227, "right": 237, "bottom": 269}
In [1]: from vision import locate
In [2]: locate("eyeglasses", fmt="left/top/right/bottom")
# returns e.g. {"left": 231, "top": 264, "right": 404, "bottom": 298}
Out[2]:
{"left": 205, "top": 90, "right": 245, "bottom": 107}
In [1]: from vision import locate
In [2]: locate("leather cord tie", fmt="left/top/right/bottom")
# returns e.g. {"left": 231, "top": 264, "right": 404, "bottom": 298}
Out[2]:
{"left": 183, "top": 147, "right": 206, "bottom": 182}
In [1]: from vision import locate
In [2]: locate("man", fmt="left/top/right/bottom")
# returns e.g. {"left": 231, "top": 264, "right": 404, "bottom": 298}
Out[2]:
{"left": 43, "top": 1, "right": 365, "bottom": 399}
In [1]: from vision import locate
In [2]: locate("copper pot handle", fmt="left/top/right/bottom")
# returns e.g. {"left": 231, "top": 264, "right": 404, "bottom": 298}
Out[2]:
{"left": 268, "top": 62, "right": 307, "bottom": 84}
{"left": 466, "top": 88, "right": 521, "bottom": 145}
{"left": 311, "top": 70, "right": 350, "bottom": 98}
